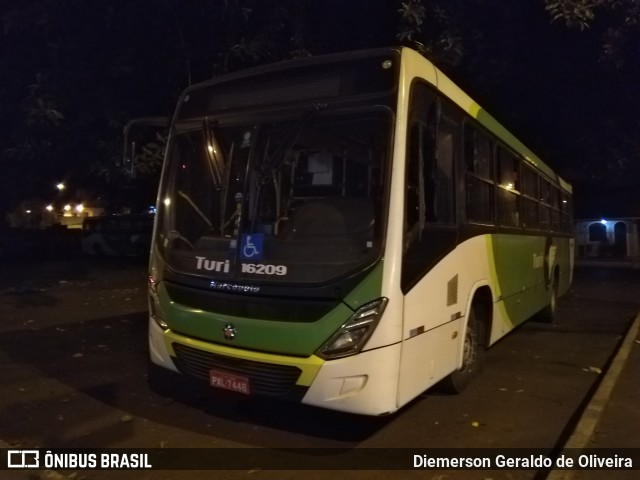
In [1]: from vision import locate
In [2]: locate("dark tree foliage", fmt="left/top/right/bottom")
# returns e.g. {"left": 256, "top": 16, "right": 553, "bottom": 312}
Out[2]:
{"left": 0, "top": 0, "right": 638, "bottom": 219}
{"left": 543, "top": 0, "right": 640, "bottom": 187}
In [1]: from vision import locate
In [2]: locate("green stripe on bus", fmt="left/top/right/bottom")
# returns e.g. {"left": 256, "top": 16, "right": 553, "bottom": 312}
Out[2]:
{"left": 485, "top": 235, "right": 514, "bottom": 328}
{"left": 158, "top": 261, "right": 384, "bottom": 357}
{"left": 343, "top": 261, "right": 384, "bottom": 310}
{"left": 490, "top": 234, "right": 564, "bottom": 327}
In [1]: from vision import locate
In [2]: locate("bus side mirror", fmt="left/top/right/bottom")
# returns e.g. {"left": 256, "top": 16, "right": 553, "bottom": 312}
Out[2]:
{"left": 123, "top": 116, "right": 169, "bottom": 178}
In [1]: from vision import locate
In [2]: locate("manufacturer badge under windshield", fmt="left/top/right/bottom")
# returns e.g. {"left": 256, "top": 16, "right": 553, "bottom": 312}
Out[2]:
{"left": 209, "top": 280, "right": 260, "bottom": 294}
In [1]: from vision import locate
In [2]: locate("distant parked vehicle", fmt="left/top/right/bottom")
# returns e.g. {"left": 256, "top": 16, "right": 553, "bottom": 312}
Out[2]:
{"left": 81, "top": 214, "right": 153, "bottom": 256}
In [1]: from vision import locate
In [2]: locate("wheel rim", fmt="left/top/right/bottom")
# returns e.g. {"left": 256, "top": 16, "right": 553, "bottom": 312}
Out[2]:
{"left": 462, "top": 328, "right": 476, "bottom": 370}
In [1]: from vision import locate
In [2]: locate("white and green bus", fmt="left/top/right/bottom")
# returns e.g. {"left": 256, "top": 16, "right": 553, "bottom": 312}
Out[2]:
{"left": 147, "top": 47, "right": 573, "bottom": 415}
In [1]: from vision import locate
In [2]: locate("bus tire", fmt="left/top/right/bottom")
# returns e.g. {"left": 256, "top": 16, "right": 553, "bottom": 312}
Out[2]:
{"left": 442, "top": 306, "right": 485, "bottom": 394}
{"left": 147, "top": 358, "right": 176, "bottom": 395}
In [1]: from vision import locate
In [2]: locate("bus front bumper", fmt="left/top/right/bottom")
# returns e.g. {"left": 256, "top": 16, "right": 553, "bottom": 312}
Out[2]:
{"left": 149, "top": 318, "right": 401, "bottom": 415}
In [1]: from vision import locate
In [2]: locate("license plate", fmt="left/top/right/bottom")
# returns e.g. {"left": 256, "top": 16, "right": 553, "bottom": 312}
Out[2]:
{"left": 209, "top": 369, "right": 251, "bottom": 395}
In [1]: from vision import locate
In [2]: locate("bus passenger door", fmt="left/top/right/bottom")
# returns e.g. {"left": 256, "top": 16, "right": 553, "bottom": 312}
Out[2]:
{"left": 402, "top": 85, "right": 459, "bottom": 292}
{"left": 398, "top": 83, "right": 461, "bottom": 406}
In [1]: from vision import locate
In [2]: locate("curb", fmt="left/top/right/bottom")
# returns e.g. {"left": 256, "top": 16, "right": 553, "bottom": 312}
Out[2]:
{"left": 575, "top": 259, "right": 640, "bottom": 269}
{"left": 545, "top": 310, "right": 640, "bottom": 480}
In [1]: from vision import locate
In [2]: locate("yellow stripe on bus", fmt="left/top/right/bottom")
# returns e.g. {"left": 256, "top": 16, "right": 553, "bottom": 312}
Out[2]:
{"left": 485, "top": 235, "right": 515, "bottom": 329}
{"left": 163, "top": 329, "right": 324, "bottom": 386}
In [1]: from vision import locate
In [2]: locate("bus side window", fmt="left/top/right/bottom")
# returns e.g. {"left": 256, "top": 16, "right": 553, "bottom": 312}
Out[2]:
{"left": 405, "top": 123, "right": 423, "bottom": 240}
{"left": 464, "top": 124, "right": 494, "bottom": 224}
{"left": 539, "top": 178, "right": 552, "bottom": 230}
{"left": 404, "top": 82, "right": 436, "bottom": 250}
{"left": 402, "top": 83, "right": 460, "bottom": 291}
{"left": 405, "top": 114, "right": 439, "bottom": 249}
{"left": 464, "top": 126, "right": 492, "bottom": 178}
{"left": 521, "top": 163, "right": 539, "bottom": 229}
{"left": 431, "top": 113, "right": 457, "bottom": 224}
{"left": 497, "top": 146, "right": 521, "bottom": 227}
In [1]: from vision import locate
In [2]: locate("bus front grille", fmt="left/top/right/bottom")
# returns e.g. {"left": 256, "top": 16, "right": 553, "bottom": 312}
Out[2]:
{"left": 171, "top": 343, "right": 303, "bottom": 397}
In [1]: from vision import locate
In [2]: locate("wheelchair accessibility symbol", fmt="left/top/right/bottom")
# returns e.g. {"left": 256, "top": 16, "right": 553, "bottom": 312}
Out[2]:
{"left": 240, "top": 234, "right": 264, "bottom": 261}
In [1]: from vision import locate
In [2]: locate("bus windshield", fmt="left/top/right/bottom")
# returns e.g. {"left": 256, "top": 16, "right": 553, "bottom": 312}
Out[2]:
{"left": 156, "top": 108, "right": 390, "bottom": 285}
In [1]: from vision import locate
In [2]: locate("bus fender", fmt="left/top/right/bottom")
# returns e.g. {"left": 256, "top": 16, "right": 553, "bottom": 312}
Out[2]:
{"left": 456, "top": 282, "right": 492, "bottom": 370}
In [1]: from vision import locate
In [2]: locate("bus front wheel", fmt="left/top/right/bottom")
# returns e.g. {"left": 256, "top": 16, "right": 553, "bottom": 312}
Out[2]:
{"left": 442, "top": 307, "right": 485, "bottom": 393}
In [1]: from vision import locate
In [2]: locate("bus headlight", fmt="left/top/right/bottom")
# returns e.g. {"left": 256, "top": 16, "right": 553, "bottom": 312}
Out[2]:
{"left": 318, "top": 298, "right": 388, "bottom": 360}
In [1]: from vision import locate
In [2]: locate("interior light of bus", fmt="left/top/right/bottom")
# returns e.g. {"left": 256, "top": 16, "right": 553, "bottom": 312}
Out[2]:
{"left": 317, "top": 298, "right": 388, "bottom": 360}
{"left": 148, "top": 274, "right": 157, "bottom": 294}
{"left": 600, "top": 219, "right": 607, "bottom": 225}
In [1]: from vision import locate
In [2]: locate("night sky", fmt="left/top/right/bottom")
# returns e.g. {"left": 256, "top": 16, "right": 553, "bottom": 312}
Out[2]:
{"left": 1, "top": 1, "right": 638, "bottom": 221}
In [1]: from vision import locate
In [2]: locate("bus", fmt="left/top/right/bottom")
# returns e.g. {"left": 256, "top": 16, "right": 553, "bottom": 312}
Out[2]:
{"left": 147, "top": 47, "right": 573, "bottom": 415}
{"left": 82, "top": 214, "right": 154, "bottom": 256}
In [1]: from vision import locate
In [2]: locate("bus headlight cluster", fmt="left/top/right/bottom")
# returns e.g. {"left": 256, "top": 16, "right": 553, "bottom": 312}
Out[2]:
{"left": 318, "top": 298, "right": 388, "bottom": 360}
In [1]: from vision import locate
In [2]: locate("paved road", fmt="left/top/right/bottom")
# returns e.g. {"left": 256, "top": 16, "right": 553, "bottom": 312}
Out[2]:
{"left": 0, "top": 258, "right": 638, "bottom": 480}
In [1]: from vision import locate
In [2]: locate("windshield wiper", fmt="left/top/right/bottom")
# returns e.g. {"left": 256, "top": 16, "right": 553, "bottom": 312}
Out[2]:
{"left": 203, "top": 117, "right": 238, "bottom": 235}
{"left": 203, "top": 117, "right": 226, "bottom": 187}
{"left": 177, "top": 190, "right": 214, "bottom": 231}
{"left": 167, "top": 229, "right": 195, "bottom": 250}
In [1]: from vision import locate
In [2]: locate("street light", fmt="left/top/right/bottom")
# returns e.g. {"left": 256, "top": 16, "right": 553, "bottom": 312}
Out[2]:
{"left": 56, "top": 183, "right": 66, "bottom": 191}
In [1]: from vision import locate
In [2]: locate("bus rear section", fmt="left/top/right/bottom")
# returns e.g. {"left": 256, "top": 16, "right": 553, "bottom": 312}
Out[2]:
{"left": 82, "top": 214, "right": 153, "bottom": 256}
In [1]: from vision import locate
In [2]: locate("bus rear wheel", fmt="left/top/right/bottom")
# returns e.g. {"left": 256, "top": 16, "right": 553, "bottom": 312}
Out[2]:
{"left": 442, "top": 306, "right": 485, "bottom": 393}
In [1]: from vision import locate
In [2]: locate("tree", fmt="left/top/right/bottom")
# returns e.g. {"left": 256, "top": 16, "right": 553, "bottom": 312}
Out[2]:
{"left": 0, "top": 1, "right": 321, "bottom": 217}
{"left": 543, "top": 0, "right": 640, "bottom": 187}
{"left": 1, "top": 0, "right": 638, "bottom": 222}
{"left": 544, "top": 0, "right": 640, "bottom": 66}
{"left": 397, "top": 0, "right": 464, "bottom": 66}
